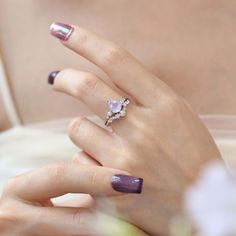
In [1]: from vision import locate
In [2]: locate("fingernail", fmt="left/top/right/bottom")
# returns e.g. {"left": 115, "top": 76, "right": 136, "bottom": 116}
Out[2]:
{"left": 48, "top": 70, "right": 60, "bottom": 85}
{"left": 111, "top": 175, "right": 143, "bottom": 194}
{"left": 50, "top": 22, "right": 74, "bottom": 41}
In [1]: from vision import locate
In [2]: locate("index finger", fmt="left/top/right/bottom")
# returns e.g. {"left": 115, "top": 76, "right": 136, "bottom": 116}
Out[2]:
{"left": 4, "top": 162, "right": 143, "bottom": 201}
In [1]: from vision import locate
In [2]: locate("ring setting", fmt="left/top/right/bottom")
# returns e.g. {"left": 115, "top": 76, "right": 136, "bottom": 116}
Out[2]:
{"left": 105, "top": 98, "right": 130, "bottom": 126}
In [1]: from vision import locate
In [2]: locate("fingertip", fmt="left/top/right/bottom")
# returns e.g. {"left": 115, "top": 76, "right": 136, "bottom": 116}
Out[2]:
{"left": 48, "top": 70, "right": 60, "bottom": 85}
{"left": 50, "top": 22, "right": 74, "bottom": 41}
{"left": 68, "top": 116, "right": 87, "bottom": 140}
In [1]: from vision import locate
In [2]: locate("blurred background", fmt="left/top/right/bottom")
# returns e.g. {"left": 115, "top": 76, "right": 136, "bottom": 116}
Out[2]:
{"left": 0, "top": 0, "right": 236, "bottom": 193}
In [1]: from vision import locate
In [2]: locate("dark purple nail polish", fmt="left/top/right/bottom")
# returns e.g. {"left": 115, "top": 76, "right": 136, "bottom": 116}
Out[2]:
{"left": 48, "top": 71, "right": 60, "bottom": 85}
{"left": 111, "top": 175, "right": 143, "bottom": 194}
{"left": 50, "top": 22, "right": 74, "bottom": 41}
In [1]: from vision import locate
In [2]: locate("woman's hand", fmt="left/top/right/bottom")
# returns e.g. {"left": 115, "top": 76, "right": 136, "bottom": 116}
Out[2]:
{"left": 49, "top": 22, "right": 221, "bottom": 235}
{"left": 0, "top": 161, "right": 148, "bottom": 236}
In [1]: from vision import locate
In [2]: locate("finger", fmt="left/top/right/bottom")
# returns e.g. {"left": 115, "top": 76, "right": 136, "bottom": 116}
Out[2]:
{"left": 72, "top": 151, "right": 101, "bottom": 166}
{"left": 53, "top": 194, "right": 95, "bottom": 208}
{"left": 6, "top": 162, "right": 143, "bottom": 201}
{"left": 50, "top": 22, "right": 159, "bottom": 106}
{"left": 68, "top": 117, "right": 119, "bottom": 165}
{"left": 35, "top": 207, "right": 149, "bottom": 236}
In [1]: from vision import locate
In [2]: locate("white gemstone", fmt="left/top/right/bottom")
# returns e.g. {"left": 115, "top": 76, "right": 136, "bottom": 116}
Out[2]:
{"left": 120, "top": 110, "right": 126, "bottom": 116}
{"left": 107, "top": 111, "right": 112, "bottom": 116}
{"left": 122, "top": 100, "right": 129, "bottom": 107}
{"left": 108, "top": 100, "right": 123, "bottom": 113}
{"left": 124, "top": 99, "right": 130, "bottom": 104}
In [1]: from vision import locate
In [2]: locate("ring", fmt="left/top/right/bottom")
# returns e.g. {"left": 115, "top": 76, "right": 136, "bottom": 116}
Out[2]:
{"left": 105, "top": 98, "right": 130, "bottom": 126}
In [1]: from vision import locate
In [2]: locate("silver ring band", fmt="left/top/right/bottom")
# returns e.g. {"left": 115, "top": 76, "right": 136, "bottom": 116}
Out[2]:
{"left": 105, "top": 98, "right": 130, "bottom": 126}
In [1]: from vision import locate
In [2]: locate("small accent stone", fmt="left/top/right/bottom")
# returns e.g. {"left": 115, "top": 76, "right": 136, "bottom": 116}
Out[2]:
{"left": 120, "top": 110, "right": 126, "bottom": 116}
{"left": 124, "top": 99, "right": 130, "bottom": 105}
{"left": 114, "top": 114, "right": 120, "bottom": 119}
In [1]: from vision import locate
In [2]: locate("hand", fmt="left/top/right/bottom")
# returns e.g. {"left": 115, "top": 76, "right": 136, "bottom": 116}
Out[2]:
{"left": 49, "top": 22, "right": 221, "bottom": 235}
{"left": 0, "top": 161, "right": 148, "bottom": 236}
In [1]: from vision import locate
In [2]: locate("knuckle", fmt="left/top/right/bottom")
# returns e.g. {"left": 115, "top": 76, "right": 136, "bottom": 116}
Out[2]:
{"left": 87, "top": 170, "right": 98, "bottom": 187}
{"left": 129, "top": 129, "right": 148, "bottom": 147}
{"left": 3, "top": 177, "right": 19, "bottom": 196}
{"left": 0, "top": 203, "right": 23, "bottom": 233}
{"left": 114, "top": 147, "right": 137, "bottom": 171}
{"left": 75, "top": 28, "right": 89, "bottom": 46}
{"left": 102, "top": 45, "right": 127, "bottom": 65}
{"left": 167, "top": 94, "right": 182, "bottom": 107}
{"left": 0, "top": 212, "right": 14, "bottom": 233}
{"left": 112, "top": 141, "right": 141, "bottom": 172}
{"left": 115, "top": 157, "right": 132, "bottom": 171}
{"left": 68, "top": 116, "right": 86, "bottom": 141}
{"left": 74, "top": 74, "right": 98, "bottom": 99}
{"left": 0, "top": 209, "right": 17, "bottom": 223}
{"left": 160, "top": 94, "right": 183, "bottom": 117}
{"left": 46, "top": 162, "right": 68, "bottom": 182}
{"left": 115, "top": 155, "right": 140, "bottom": 173}
{"left": 71, "top": 153, "right": 80, "bottom": 163}
{"left": 72, "top": 209, "right": 83, "bottom": 225}
{"left": 0, "top": 219, "right": 6, "bottom": 233}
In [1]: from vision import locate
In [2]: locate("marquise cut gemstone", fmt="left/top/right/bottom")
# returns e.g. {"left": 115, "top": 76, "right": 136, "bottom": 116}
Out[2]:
{"left": 108, "top": 100, "right": 123, "bottom": 113}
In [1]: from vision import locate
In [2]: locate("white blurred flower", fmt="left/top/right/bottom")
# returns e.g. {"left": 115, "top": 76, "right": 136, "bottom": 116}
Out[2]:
{"left": 185, "top": 162, "right": 236, "bottom": 236}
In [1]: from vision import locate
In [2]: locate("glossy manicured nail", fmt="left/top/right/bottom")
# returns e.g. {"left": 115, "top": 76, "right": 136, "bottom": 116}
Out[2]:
{"left": 48, "top": 71, "right": 60, "bottom": 85}
{"left": 50, "top": 22, "right": 74, "bottom": 41}
{"left": 111, "top": 175, "right": 143, "bottom": 194}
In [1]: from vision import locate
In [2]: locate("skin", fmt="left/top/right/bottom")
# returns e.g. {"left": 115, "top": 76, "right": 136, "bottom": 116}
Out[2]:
{"left": 57, "top": 26, "right": 222, "bottom": 235}
{"left": 0, "top": 25, "right": 221, "bottom": 235}
{"left": 0, "top": 159, "right": 148, "bottom": 236}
